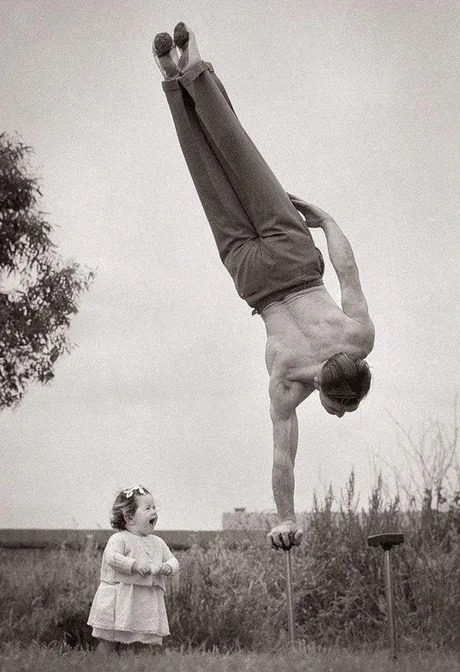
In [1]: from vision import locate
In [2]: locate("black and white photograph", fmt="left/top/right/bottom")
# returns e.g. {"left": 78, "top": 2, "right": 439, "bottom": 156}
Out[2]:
{"left": 1, "top": 1, "right": 458, "bottom": 670}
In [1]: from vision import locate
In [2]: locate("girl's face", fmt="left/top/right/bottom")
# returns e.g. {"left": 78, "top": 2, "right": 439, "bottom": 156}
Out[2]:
{"left": 125, "top": 494, "right": 158, "bottom": 536}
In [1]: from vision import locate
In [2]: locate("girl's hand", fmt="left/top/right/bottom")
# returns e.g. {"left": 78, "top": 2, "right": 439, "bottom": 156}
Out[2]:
{"left": 158, "top": 562, "right": 173, "bottom": 576}
{"left": 132, "top": 561, "right": 151, "bottom": 577}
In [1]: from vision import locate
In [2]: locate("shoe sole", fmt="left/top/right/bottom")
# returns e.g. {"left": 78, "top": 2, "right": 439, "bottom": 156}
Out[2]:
{"left": 173, "top": 22, "right": 189, "bottom": 50}
{"left": 154, "top": 32, "right": 174, "bottom": 56}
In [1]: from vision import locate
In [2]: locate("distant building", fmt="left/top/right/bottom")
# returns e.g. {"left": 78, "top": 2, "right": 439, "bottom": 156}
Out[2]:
{"left": 222, "top": 508, "right": 311, "bottom": 531}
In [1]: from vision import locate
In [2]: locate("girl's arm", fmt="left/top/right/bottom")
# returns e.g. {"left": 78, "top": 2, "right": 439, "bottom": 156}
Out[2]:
{"left": 104, "top": 534, "right": 136, "bottom": 574}
{"left": 163, "top": 556, "right": 179, "bottom": 574}
{"left": 158, "top": 540, "right": 179, "bottom": 575}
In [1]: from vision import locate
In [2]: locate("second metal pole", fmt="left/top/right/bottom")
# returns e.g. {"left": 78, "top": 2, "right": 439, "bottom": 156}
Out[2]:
{"left": 383, "top": 548, "right": 397, "bottom": 660}
{"left": 285, "top": 548, "right": 295, "bottom": 645}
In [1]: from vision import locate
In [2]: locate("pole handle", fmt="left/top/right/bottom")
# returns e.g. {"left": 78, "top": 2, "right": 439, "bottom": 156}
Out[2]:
{"left": 367, "top": 533, "right": 404, "bottom": 550}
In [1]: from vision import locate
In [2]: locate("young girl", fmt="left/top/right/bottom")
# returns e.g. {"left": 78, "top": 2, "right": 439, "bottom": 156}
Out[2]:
{"left": 88, "top": 485, "right": 179, "bottom": 653}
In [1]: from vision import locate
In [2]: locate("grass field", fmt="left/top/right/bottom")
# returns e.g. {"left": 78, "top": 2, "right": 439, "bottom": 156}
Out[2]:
{"left": 1, "top": 643, "right": 459, "bottom": 672}
{"left": 1, "top": 487, "right": 459, "bottom": 652}
{"left": 1, "top": 468, "right": 458, "bottom": 670}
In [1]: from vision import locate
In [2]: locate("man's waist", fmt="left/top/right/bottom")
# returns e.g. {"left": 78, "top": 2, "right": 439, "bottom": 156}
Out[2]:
{"left": 253, "top": 281, "right": 324, "bottom": 315}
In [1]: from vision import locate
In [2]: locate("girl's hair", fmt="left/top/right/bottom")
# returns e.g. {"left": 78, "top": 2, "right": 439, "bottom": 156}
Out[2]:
{"left": 110, "top": 486, "right": 151, "bottom": 530}
{"left": 321, "top": 353, "right": 371, "bottom": 407}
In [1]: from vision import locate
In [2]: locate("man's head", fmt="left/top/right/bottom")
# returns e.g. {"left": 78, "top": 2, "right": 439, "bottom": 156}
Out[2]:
{"left": 315, "top": 353, "right": 371, "bottom": 417}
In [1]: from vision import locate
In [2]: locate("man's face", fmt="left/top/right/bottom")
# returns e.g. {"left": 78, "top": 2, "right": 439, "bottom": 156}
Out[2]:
{"left": 319, "top": 390, "right": 359, "bottom": 418}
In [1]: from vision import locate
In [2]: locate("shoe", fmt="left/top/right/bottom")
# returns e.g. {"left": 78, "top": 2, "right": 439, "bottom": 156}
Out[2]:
{"left": 153, "top": 32, "right": 179, "bottom": 79}
{"left": 173, "top": 22, "right": 201, "bottom": 73}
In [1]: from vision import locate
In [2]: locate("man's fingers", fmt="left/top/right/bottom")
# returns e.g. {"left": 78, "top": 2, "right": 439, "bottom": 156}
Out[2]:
{"left": 281, "top": 532, "right": 291, "bottom": 548}
{"left": 268, "top": 525, "right": 303, "bottom": 550}
{"left": 268, "top": 532, "right": 286, "bottom": 551}
{"left": 268, "top": 532, "right": 277, "bottom": 548}
{"left": 268, "top": 532, "right": 282, "bottom": 550}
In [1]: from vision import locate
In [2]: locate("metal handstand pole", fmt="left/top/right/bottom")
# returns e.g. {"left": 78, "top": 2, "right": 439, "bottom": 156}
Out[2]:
{"left": 284, "top": 548, "right": 295, "bottom": 645}
{"left": 368, "top": 532, "right": 405, "bottom": 661}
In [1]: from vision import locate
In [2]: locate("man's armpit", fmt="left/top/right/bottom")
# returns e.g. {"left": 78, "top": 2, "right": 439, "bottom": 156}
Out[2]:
{"left": 270, "top": 380, "right": 311, "bottom": 419}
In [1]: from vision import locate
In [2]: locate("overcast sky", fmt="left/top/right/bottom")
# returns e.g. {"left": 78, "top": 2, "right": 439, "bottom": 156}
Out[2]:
{"left": 1, "top": 0, "right": 458, "bottom": 530}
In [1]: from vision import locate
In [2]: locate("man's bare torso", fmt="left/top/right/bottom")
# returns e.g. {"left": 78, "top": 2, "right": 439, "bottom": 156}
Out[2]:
{"left": 262, "top": 285, "right": 373, "bottom": 399}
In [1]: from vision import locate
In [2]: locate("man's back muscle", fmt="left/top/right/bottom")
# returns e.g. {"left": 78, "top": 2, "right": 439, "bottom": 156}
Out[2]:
{"left": 263, "top": 285, "right": 373, "bottom": 387}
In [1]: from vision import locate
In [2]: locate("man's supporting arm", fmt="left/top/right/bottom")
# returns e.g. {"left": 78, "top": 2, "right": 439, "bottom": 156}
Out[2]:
{"left": 268, "top": 378, "right": 309, "bottom": 548}
{"left": 271, "top": 405, "right": 298, "bottom": 523}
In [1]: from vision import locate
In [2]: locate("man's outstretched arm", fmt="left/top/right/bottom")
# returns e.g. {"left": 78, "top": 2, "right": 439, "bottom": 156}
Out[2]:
{"left": 288, "top": 196, "right": 373, "bottom": 326}
{"left": 321, "top": 219, "right": 372, "bottom": 324}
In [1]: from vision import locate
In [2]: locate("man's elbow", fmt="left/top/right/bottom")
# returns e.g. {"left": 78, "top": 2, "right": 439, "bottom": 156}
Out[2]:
{"left": 365, "top": 321, "right": 375, "bottom": 353}
{"left": 270, "top": 401, "right": 291, "bottom": 423}
{"left": 338, "top": 260, "right": 360, "bottom": 282}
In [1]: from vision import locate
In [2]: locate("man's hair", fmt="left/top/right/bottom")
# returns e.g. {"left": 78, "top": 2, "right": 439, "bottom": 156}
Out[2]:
{"left": 321, "top": 353, "right": 371, "bottom": 407}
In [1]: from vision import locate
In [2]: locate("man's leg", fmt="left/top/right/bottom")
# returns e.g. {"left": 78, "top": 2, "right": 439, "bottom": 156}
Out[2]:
{"left": 161, "top": 68, "right": 258, "bottom": 266}
{"left": 177, "top": 61, "right": 307, "bottom": 242}
{"left": 176, "top": 60, "right": 324, "bottom": 306}
{"left": 155, "top": 27, "right": 323, "bottom": 307}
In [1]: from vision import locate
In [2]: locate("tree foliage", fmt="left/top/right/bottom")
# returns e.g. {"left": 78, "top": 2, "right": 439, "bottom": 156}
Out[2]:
{"left": 0, "top": 133, "right": 94, "bottom": 408}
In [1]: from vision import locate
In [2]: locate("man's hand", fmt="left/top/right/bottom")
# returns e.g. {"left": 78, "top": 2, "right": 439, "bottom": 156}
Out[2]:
{"left": 287, "top": 194, "right": 335, "bottom": 228}
{"left": 268, "top": 520, "right": 303, "bottom": 550}
{"left": 132, "top": 560, "right": 151, "bottom": 577}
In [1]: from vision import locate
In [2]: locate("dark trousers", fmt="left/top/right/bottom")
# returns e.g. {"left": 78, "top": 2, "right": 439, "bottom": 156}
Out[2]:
{"left": 162, "top": 61, "right": 324, "bottom": 312}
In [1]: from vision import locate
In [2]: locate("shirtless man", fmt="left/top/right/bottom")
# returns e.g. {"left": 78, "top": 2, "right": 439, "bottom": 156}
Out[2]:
{"left": 153, "top": 24, "right": 375, "bottom": 550}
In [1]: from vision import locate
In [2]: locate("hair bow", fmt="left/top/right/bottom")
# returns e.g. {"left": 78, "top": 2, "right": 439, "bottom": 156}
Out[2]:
{"left": 123, "top": 485, "right": 146, "bottom": 498}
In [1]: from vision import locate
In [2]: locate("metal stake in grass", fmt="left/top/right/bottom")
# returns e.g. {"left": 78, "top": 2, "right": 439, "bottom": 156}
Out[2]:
{"left": 284, "top": 548, "right": 295, "bottom": 645}
{"left": 368, "top": 532, "right": 405, "bottom": 661}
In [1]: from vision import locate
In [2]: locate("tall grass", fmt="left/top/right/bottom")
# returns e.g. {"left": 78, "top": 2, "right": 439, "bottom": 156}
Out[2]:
{"left": 167, "top": 471, "right": 460, "bottom": 651}
{"left": 0, "top": 547, "right": 97, "bottom": 648}
{"left": 1, "top": 470, "right": 458, "bottom": 653}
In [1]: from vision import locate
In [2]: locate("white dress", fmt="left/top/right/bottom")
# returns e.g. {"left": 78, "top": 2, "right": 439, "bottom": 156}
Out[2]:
{"left": 87, "top": 531, "right": 179, "bottom": 644}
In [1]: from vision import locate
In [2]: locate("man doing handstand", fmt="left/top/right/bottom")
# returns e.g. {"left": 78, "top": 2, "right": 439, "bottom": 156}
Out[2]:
{"left": 153, "top": 24, "right": 375, "bottom": 550}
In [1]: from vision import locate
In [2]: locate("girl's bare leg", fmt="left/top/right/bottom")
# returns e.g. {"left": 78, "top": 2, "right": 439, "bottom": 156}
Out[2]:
{"left": 95, "top": 639, "right": 117, "bottom": 654}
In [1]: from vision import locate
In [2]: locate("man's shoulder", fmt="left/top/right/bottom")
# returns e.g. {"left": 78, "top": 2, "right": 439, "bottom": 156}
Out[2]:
{"left": 269, "top": 372, "right": 314, "bottom": 418}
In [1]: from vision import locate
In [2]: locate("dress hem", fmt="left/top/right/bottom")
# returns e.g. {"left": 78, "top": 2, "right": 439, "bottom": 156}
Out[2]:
{"left": 91, "top": 626, "right": 164, "bottom": 645}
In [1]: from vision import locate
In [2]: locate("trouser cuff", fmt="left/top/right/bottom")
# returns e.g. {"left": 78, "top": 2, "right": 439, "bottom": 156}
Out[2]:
{"left": 161, "top": 61, "right": 213, "bottom": 91}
